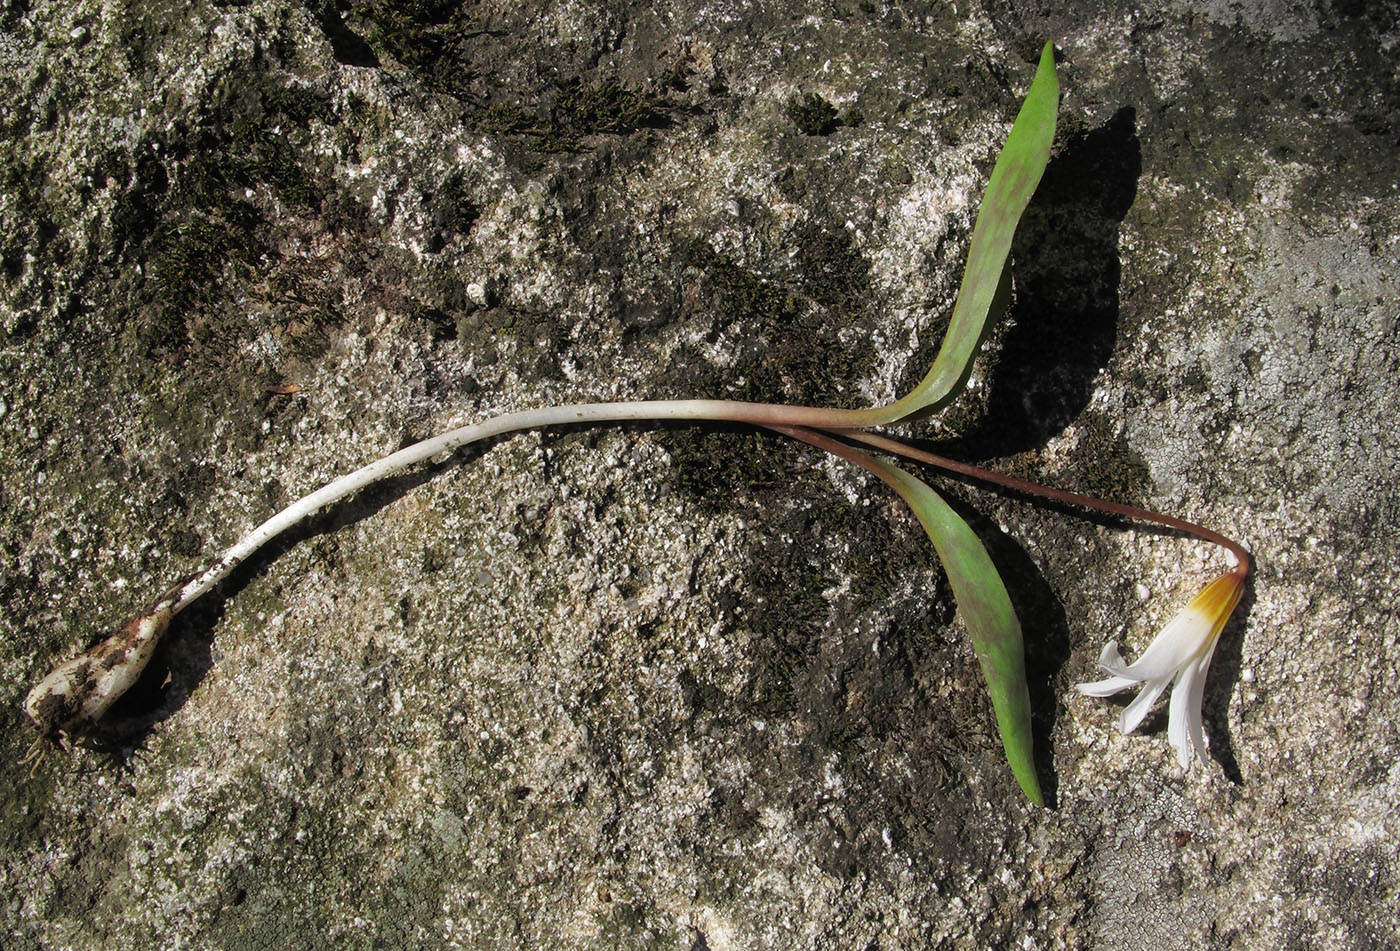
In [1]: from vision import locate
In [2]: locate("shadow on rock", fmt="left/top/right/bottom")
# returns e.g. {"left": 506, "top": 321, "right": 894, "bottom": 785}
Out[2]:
{"left": 944, "top": 107, "right": 1141, "bottom": 460}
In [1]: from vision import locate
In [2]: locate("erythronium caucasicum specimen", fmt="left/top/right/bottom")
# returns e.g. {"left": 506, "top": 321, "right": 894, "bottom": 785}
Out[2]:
{"left": 24, "top": 44, "right": 1249, "bottom": 804}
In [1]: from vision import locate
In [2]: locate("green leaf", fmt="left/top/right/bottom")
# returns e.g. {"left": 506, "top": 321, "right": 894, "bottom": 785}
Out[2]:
{"left": 872, "top": 42, "right": 1059, "bottom": 424}
{"left": 862, "top": 455, "right": 1042, "bottom": 805}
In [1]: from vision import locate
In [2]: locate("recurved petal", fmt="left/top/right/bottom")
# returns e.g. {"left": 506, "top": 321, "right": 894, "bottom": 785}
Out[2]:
{"left": 1096, "top": 640, "right": 1127, "bottom": 670}
{"left": 1104, "top": 607, "right": 1215, "bottom": 684}
{"left": 1077, "top": 642, "right": 1141, "bottom": 695}
{"left": 1076, "top": 674, "right": 1139, "bottom": 697}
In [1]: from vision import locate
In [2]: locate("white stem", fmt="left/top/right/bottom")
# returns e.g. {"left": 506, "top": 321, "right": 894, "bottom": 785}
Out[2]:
{"left": 169, "top": 398, "right": 863, "bottom": 614}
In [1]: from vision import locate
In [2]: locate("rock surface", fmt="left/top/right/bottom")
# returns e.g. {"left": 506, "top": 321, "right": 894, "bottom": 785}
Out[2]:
{"left": 2, "top": 1, "right": 1397, "bottom": 948}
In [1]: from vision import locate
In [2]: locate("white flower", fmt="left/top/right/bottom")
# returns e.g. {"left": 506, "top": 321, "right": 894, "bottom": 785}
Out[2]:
{"left": 1078, "top": 571, "right": 1245, "bottom": 769}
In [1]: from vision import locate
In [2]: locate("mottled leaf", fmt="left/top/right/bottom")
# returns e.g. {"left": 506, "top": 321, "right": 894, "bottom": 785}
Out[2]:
{"left": 863, "top": 455, "right": 1042, "bottom": 805}
{"left": 871, "top": 42, "right": 1059, "bottom": 424}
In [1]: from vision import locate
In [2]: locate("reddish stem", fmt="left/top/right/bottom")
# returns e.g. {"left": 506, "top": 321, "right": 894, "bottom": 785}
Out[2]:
{"left": 828, "top": 429, "right": 1252, "bottom": 578}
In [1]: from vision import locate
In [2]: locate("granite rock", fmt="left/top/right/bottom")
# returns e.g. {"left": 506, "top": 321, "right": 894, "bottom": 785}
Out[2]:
{"left": 2, "top": 1, "right": 1397, "bottom": 948}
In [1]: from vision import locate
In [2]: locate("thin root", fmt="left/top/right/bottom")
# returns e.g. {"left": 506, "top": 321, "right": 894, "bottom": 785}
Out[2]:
{"left": 23, "top": 735, "right": 49, "bottom": 778}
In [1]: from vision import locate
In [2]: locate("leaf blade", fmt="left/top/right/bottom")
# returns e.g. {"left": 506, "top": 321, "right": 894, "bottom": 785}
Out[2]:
{"left": 767, "top": 425, "right": 1042, "bottom": 804}
{"left": 874, "top": 42, "right": 1059, "bottom": 423}
{"left": 870, "top": 461, "right": 1042, "bottom": 805}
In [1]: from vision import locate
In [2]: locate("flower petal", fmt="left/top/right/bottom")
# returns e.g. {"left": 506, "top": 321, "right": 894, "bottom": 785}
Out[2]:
{"left": 1096, "top": 640, "right": 1127, "bottom": 670}
{"left": 1118, "top": 676, "right": 1172, "bottom": 735}
{"left": 1169, "top": 647, "right": 1216, "bottom": 768}
{"left": 1077, "top": 642, "right": 1143, "bottom": 694}
{"left": 1108, "top": 609, "right": 1214, "bottom": 683}
{"left": 1078, "top": 572, "right": 1245, "bottom": 767}
{"left": 1076, "top": 675, "right": 1139, "bottom": 697}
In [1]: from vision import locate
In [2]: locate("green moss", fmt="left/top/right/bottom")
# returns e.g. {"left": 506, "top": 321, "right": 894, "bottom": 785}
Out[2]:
{"left": 348, "top": 0, "right": 669, "bottom": 150}
{"left": 741, "top": 487, "right": 932, "bottom": 711}
{"left": 0, "top": 150, "right": 61, "bottom": 323}
{"left": 347, "top": 0, "right": 483, "bottom": 94}
{"left": 642, "top": 225, "right": 963, "bottom": 715}
{"left": 431, "top": 173, "right": 480, "bottom": 245}
{"left": 115, "top": 71, "right": 339, "bottom": 362}
{"left": 478, "top": 78, "right": 667, "bottom": 152}
{"left": 667, "top": 228, "right": 875, "bottom": 404}
{"left": 784, "top": 93, "right": 862, "bottom": 136}
{"left": 345, "top": 1, "right": 687, "bottom": 170}
{"left": 994, "top": 410, "right": 1150, "bottom": 508}
{"left": 143, "top": 204, "right": 263, "bottom": 340}
{"left": 553, "top": 78, "right": 663, "bottom": 135}
{"left": 785, "top": 92, "right": 840, "bottom": 135}
{"left": 195, "top": 774, "right": 449, "bottom": 950}
{"left": 453, "top": 304, "right": 566, "bottom": 381}
{"left": 1070, "top": 412, "right": 1152, "bottom": 505}
{"left": 656, "top": 225, "right": 877, "bottom": 514}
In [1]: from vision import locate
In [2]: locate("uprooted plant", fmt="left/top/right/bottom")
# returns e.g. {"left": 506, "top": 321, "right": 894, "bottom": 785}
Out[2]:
{"left": 24, "top": 45, "right": 1249, "bottom": 805}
